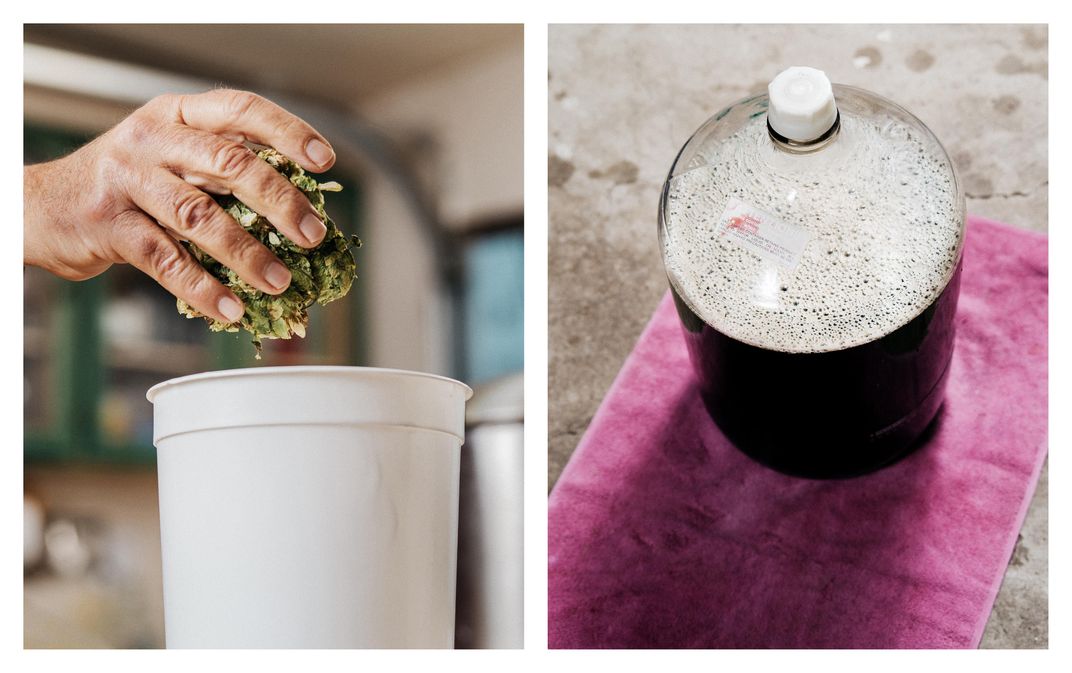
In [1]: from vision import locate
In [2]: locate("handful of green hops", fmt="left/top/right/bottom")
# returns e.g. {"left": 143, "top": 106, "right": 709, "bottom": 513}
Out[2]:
{"left": 176, "top": 148, "right": 361, "bottom": 358}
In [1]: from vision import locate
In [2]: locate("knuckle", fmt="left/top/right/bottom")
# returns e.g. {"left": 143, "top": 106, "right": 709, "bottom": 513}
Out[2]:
{"left": 116, "top": 111, "right": 155, "bottom": 146}
{"left": 263, "top": 173, "right": 306, "bottom": 213}
{"left": 232, "top": 234, "right": 271, "bottom": 270}
{"left": 210, "top": 141, "right": 255, "bottom": 177}
{"left": 141, "top": 236, "right": 189, "bottom": 283}
{"left": 273, "top": 114, "right": 304, "bottom": 141}
{"left": 173, "top": 190, "right": 219, "bottom": 234}
{"left": 222, "top": 89, "right": 261, "bottom": 122}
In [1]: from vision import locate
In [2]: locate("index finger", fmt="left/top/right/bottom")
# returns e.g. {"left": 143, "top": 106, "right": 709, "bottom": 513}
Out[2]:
{"left": 172, "top": 89, "right": 336, "bottom": 172}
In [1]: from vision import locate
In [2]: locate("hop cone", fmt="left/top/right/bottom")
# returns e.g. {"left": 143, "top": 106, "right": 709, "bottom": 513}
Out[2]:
{"left": 176, "top": 148, "right": 361, "bottom": 357}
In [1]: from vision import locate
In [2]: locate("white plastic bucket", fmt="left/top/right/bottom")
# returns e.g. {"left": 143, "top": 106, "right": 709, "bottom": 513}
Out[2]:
{"left": 147, "top": 366, "right": 472, "bottom": 648}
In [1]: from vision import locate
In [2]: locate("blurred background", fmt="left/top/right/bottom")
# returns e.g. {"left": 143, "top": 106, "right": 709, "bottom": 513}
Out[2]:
{"left": 24, "top": 24, "right": 523, "bottom": 648}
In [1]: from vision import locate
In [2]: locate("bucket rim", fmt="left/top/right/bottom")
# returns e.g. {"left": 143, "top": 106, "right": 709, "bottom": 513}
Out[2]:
{"left": 147, "top": 365, "right": 473, "bottom": 403}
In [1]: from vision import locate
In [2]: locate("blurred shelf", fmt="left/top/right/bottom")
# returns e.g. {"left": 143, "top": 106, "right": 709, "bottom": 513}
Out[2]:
{"left": 25, "top": 435, "right": 155, "bottom": 466}
{"left": 104, "top": 340, "right": 208, "bottom": 376}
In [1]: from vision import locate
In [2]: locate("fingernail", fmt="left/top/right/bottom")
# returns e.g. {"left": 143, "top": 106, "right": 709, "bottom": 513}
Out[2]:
{"left": 218, "top": 296, "right": 244, "bottom": 322}
{"left": 306, "top": 138, "right": 334, "bottom": 167}
{"left": 300, "top": 213, "right": 327, "bottom": 245}
{"left": 265, "top": 261, "right": 292, "bottom": 291}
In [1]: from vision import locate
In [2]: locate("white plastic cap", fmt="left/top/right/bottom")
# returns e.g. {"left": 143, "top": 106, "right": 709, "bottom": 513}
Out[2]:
{"left": 767, "top": 66, "right": 838, "bottom": 142}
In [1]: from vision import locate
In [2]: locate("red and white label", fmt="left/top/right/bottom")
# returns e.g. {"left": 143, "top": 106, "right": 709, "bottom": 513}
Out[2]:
{"left": 717, "top": 197, "right": 811, "bottom": 269}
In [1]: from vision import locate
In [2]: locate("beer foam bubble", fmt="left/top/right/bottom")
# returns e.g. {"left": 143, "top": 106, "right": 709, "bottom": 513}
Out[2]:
{"left": 662, "top": 113, "right": 963, "bottom": 353}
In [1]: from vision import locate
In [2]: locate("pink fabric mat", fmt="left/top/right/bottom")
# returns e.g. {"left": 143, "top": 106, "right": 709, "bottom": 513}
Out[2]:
{"left": 548, "top": 216, "right": 1048, "bottom": 649}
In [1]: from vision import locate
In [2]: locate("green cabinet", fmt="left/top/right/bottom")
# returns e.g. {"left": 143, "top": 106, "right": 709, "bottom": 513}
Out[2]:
{"left": 24, "top": 267, "right": 255, "bottom": 464}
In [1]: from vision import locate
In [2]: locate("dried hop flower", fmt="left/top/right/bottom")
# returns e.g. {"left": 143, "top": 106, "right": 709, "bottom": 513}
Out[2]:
{"left": 176, "top": 148, "right": 361, "bottom": 358}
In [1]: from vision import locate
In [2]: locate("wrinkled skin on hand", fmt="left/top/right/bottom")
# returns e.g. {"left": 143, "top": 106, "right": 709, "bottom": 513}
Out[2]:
{"left": 23, "top": 88, "right": 344, "bottom": 328}
{"left": 176, "top": 149, "right": 360, "bottom": 357}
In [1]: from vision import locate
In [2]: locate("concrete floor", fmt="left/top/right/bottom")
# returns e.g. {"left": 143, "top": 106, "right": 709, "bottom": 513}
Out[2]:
{"left": 548, "top": 24, "right": 1047, "bottom": 648}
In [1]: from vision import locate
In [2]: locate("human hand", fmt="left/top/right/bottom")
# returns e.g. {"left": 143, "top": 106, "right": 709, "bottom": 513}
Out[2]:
{"left": 23, "top": 89, "right": 337, "bottom": 323}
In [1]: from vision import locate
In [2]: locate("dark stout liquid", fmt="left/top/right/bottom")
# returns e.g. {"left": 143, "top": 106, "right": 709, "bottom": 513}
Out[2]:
{"left": 671, "top": 259, "right": 961, "bottom": 478}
